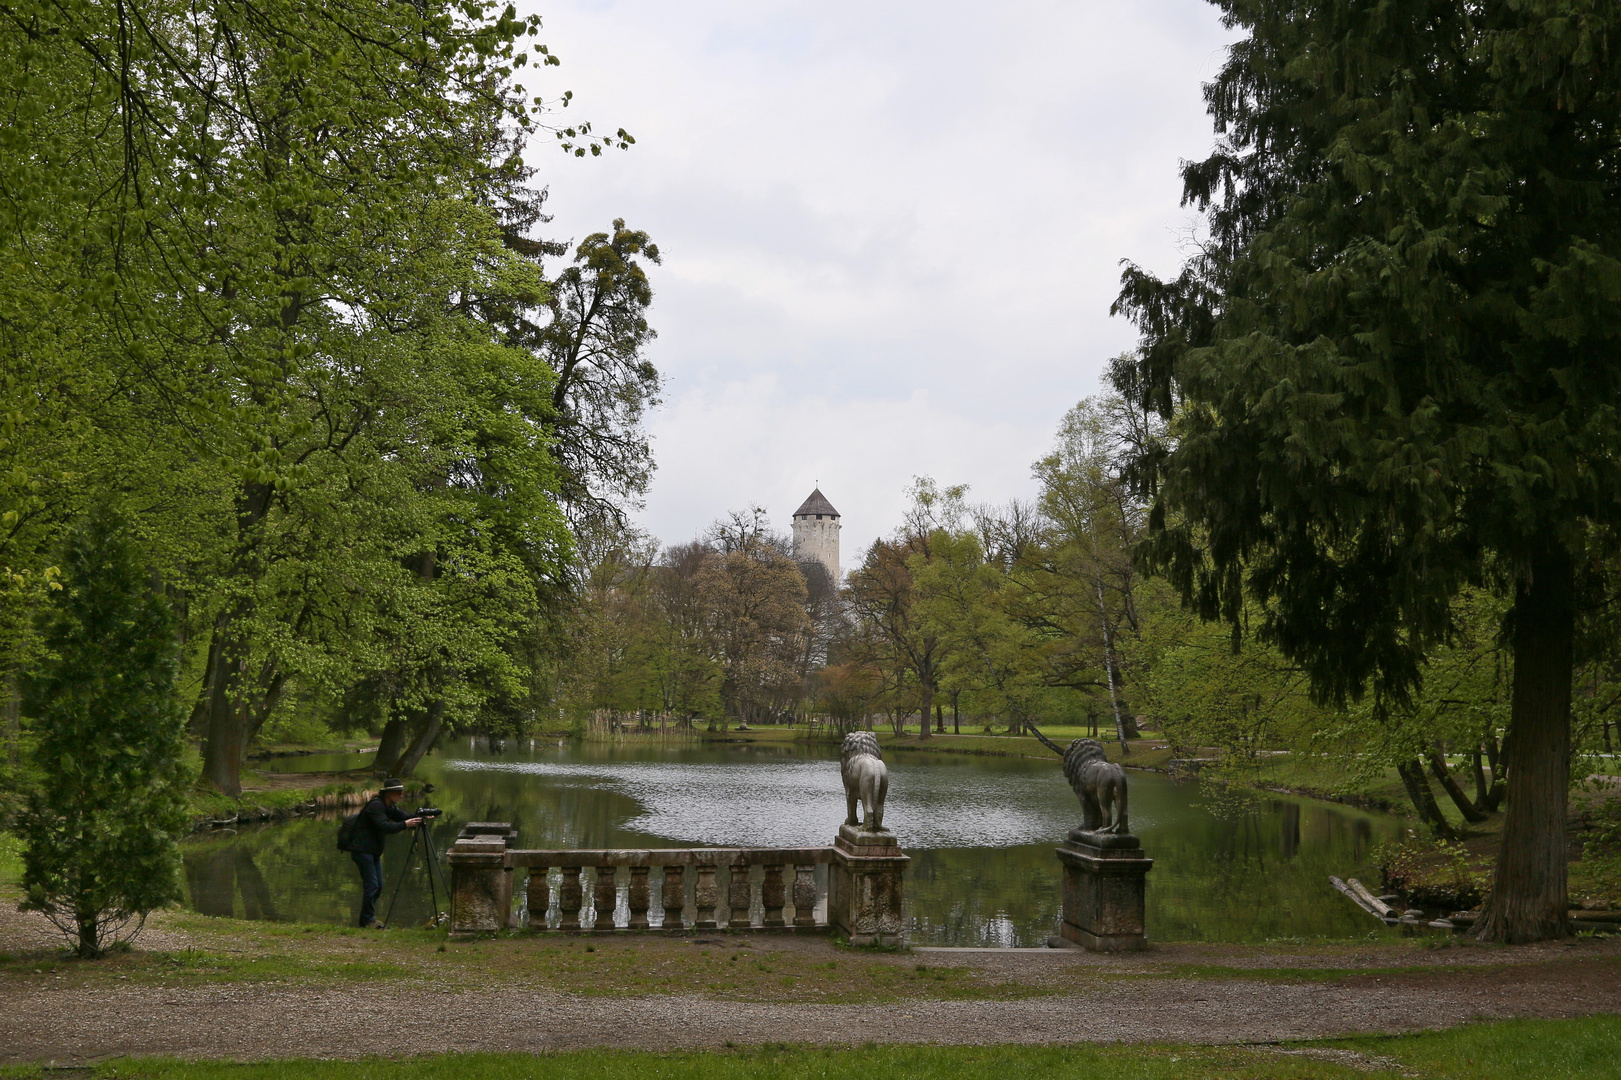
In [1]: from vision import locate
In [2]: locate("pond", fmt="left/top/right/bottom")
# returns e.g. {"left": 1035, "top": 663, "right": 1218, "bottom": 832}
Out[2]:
{"left": 184, "top": 738, "right": 1405, "bottom": 946}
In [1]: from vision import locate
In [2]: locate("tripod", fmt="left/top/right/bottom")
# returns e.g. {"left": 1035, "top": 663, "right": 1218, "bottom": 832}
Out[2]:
{"left": 382, "top": 814, "right": 450, "bottom": 929}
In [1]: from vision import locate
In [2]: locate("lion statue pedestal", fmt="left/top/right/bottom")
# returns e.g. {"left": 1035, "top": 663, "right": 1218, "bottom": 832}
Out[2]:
{"left": 830, "top": 732, "right": 908, "bottom": 946}
{"left": 1050, "top": 828, "right": 1154, "bottom": 951}
{"left": 1028, "top": 733, "right": 1155, "bottom": 952}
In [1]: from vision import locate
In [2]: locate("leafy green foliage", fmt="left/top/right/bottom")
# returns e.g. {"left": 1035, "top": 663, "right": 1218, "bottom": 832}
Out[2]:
{"left": 0, "top": 0, "right": 651, "bottom": 793}
{"left": 17, "top": 510, "right": 190, "bottom": 957}
{"left": 1111, "top": 0, "right": 1621, "bottom": 942}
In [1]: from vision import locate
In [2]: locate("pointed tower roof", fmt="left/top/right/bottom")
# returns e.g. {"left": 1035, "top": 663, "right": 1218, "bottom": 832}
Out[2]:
{"left": 793, "top": 488, "right": 840, "bottom": 518}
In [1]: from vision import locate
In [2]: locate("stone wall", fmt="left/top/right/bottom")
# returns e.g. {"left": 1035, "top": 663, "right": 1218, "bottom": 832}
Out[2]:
{"left": 792, "top": 515, "right": 840, "bottom": 583}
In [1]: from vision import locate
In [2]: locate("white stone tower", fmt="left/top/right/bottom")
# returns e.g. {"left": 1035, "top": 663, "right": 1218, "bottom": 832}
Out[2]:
{"left": 791, "top": 488, "right": 841, "bottom": 584}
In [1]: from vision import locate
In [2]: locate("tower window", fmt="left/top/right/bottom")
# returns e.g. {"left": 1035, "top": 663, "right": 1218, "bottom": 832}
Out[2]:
{"left": 816, "top": 514, "right": 822, "bottom": 520}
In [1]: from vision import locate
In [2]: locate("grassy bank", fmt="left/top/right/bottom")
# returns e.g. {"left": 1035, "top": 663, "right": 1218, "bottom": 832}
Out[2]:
{"left": 184, "top": 775, "right": 390, "bottom": 832}
{"left": 702, "top": 725, "right": 1180, "bottom": 769}
{"left": 3, "top": 1017, "right": 1617, "bottom": 1078}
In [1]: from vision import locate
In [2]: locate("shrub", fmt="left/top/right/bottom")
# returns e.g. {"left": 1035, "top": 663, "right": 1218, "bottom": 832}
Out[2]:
{"left": 1377, "top": 831, "right": 1487, "bottom": 910}
{"left": 17, "top": 509, "right": 190, "bottom": 957}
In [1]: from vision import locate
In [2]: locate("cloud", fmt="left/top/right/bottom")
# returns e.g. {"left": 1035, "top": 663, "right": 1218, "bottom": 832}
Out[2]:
{"left": 516, "top": 0, "right": 1237, "bottom": 558}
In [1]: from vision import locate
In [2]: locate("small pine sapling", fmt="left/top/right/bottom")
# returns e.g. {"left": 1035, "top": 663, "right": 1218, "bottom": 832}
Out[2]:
{"left": 18, "top": 509, "right": 190, "bottom": 957}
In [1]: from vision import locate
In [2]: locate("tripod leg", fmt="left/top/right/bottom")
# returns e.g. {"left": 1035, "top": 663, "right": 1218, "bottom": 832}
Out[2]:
{"left": 381, "top": 830, "right": 420, "bottom": 928}
{"left": 423, "top": 826, "right": 451, "bottom": 925}
{"left": 422, "top": 829, "right": 442, "bottom": 926}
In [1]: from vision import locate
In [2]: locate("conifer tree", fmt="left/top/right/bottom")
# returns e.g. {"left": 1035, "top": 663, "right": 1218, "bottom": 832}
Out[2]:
{"left": 19, "top": 510, "right": 190, "bottom": 957}
{"left": 1113, "top": 1, "right": 1621, "bottom": 941}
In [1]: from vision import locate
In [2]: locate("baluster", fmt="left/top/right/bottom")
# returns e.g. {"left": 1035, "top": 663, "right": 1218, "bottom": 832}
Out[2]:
{"left": 627, "top": 865, "right": 651, "bottom": 929}
{"left": 526, "top": 865, "right": 550, "bottom": 930}
{"left": 761, "top": 863, "right": 786, "bottom": 927}
{"left": 694, "top": 863, "right": 719, "bottom": 928}
{"left": 559, "top": 866, "right": 583, "bottom": 930}
{"left": 729, "top": 857, "right": 752, "bottom": 928}
{"left": 792, "top": 864, "right": 817, "bottom": 928}
{"left": 594, "top": 864, "right": 617, "bottom": 930}
{"left": 662, "top": 865, "right": 686, "bottom": 929}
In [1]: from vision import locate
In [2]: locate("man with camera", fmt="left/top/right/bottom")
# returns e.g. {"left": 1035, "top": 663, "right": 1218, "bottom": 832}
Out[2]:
{"left": 351, "top": 777, "right": 424, "bottom": 929}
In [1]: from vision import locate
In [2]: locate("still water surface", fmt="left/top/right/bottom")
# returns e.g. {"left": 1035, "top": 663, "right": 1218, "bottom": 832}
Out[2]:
{"left": 185, "top": 739, "right": 1403, "bottom": 945}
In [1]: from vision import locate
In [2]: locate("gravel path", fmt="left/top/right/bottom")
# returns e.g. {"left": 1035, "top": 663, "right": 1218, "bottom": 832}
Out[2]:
{"left": 5, "top": 955, "right": 1618, "bottom": 1062}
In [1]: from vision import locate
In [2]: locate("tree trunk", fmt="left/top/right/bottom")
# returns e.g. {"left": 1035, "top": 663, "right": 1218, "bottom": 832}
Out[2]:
{"left": 196, "top": 478, "right": 279, "bottom": 797}
{"left": 198, "top": 621, "right": 285, "bottom": 798}
{"left": 1471, "top": 747, "right": 1491, "bottom": 810}
{"left": 952, "top": 691, "right": 960, "bottom": 734}
{"left": 393, "top": 701, "right": 445, "bottom": 778}
{"left": 1096, "top": 580, "right": 1131, "bottom": 755}
{"left": 1396, "top": 759, "right": 1456, "bottom": 840}
{"left": 1482, "top": 734, "right": 1506, "bottom": 811}
{"left": 373, "top": 716, "right": 409, "bottom": 776}
{"left": 76, "top": 901, "right": 102, "bottom": 958}
{"left": 1476, "top": 542, "right": 1574, "bottom": 944}
{"left": 918, "top": 678, "right": 934, "bottom": 740}
{"left": 198, "top": 618, "right": 250, "bottom": 797}
{"left": 1427, "top": 746, "right": 1488, "bottom": 823}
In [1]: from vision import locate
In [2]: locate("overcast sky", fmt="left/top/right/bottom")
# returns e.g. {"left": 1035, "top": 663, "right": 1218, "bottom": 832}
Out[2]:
{"left": 518, "top": 1, "right": 1237, "bottom": 570}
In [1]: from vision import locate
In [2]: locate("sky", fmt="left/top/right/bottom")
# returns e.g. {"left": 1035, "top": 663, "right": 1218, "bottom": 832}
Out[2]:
{"left": 516, "top": 1, "right": 1238, "bottom": 570}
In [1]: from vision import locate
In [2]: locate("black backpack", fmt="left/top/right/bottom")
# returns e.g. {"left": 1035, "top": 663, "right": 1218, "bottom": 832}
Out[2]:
{"left": 336, "top": 810, "right": 365, "bottom": 852}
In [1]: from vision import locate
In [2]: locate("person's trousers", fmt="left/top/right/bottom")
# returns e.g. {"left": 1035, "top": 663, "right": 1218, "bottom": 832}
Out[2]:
{"left": 352, "top": 851, "right": 383, "bottom": 926}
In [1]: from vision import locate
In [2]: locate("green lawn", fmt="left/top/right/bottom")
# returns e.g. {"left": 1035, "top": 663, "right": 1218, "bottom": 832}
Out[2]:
{"left": 7, "top": 1017, "right": 1616, "bottom": 1079}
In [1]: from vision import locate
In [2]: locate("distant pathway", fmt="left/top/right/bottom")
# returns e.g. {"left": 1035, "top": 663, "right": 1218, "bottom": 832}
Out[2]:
{"left": 4, "top": 957, "right": 1617, "bottom": 1061}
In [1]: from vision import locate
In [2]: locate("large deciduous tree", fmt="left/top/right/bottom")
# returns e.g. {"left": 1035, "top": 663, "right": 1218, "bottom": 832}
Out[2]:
{"left": 0, "top": 0, "right": 610, "bottom": 794}
{"left": 1112, "top": 0, "right": 1621, "bottom": 941}
{"left": 697, "top": 523, "right": 810, "bottom": 729}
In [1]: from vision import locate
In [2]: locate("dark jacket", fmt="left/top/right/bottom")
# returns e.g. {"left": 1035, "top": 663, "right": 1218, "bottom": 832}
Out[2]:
{"left": 351, "top": 795, "right": 410, "bottom": 856}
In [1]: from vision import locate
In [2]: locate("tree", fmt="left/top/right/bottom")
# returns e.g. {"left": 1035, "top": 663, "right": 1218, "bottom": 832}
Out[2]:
{"left": 844, "top": 480, "right": 967, "bottom": 738}
{"left": 913, "top": 524, "right": 1051, "bottom": 733}
{"left": 18, "top": 510, "right": 190, "bottom": 957}
{"left": 696, "top": 526, "right": 810, "bottom": 728}
{"left": 1031, "top": 396, "right": 1159, "bottom": 747}
{"left": 530, "top": 221, "right": 663, "bottom": 529}
{"left": 650, "top": 542, "right": 725, "bottom": 722}
{"left": 1112, "top": 0, "right": 1621, "bottom": 941}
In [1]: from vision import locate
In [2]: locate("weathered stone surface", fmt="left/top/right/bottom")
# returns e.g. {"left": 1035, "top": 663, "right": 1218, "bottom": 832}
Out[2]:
{"left": 525, "top": 866, "right": 550, "bottom": 930}
{"left": 447, "top": 827, "right": 513, "bottom": 936}
{"left": 829, "top": 825, "right": 907, "bottom": 947}
{"left": 661, "top": 865, "right": 686, "bottom": 929}
{"left": 627, "top": 866, "right": 651, "bottom": 929}
{"left": 593, "top": 865, "right": 617, "bottom": 930}
{"left": 1053, "top": 831, "right": 1152, "bottom": 952}
{"left": 761, "top": 864, "right": 786, "bottom": 927}
{"left": 840, "top": 732, "right": 889, "bottom": 832}
{"left": 729, "top": 859, "right": 752, "bottom": 928}
{"left": 558, "top": 867, "right": 583, "bottom": 930}
{"left": 694, "top": 863, "right": 719, "bottom": 929}
{"left": 791, "top": 488, "right": 840, "bottom": 584}
{"left": 792, "top": 864, "right": 817, "bottom": 928}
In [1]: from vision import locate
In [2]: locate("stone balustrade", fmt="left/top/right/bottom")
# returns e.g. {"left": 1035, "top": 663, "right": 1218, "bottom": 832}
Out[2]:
{"left": 508, "top": 847, "right": 833, "bottom": 932}
{"left": 446, "top": 824, "right": 906, "bottom": 943}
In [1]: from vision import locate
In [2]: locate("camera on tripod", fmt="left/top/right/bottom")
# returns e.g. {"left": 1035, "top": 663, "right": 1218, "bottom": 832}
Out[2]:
{"left": 383, "top": 783, "right": 450, "bottom": 929}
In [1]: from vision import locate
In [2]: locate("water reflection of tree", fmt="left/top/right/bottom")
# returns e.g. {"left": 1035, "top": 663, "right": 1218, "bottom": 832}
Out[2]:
{"left": 183, "top": 842, "right": 280, "bottom": 921}
{"left": 236, "top": 851, "right": 279, "bottom": 921}
{"left": 186, "top": 848, "right": 238, "bottom": 918}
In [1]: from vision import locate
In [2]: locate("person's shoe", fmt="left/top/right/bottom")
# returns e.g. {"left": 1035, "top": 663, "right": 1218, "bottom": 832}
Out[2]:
{"left": 367, "top": 920, "right": 387, "bottom": 929}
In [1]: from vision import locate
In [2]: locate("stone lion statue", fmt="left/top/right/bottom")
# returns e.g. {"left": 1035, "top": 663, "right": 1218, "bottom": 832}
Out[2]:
{"left": 1031, "top": 728, "right": 1129, "bottom": 835}
{"left": 840, "top": 731, "right": 889, "bottom": 832}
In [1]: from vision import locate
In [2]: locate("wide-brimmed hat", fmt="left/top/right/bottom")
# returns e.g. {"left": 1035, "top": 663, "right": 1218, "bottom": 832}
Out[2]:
{"left": 380, "top": 777, "right": 405, "bottom": 792}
